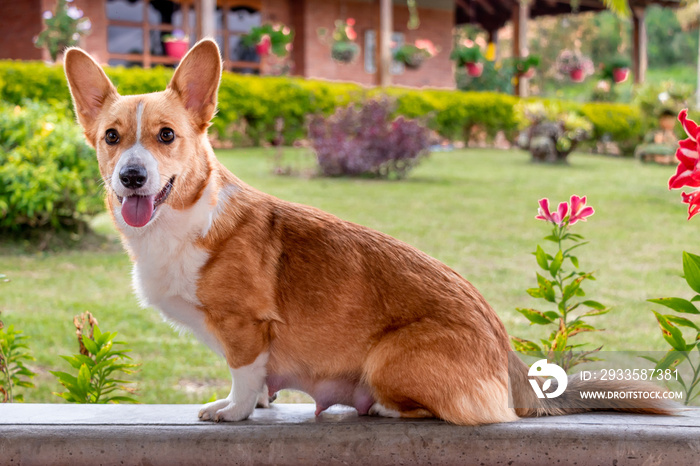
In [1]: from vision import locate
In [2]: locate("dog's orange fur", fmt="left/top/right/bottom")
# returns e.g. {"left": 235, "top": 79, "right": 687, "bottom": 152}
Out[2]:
{"left": 64, "top": 40, "right": 675, "bottom": 425}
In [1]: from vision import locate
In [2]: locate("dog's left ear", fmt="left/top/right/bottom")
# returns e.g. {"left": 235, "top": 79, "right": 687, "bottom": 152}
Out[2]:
{"left": 167, "top": 39, "right": 222, "bottom": 130}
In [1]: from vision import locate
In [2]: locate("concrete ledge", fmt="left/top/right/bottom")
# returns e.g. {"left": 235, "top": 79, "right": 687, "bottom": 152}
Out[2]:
{"left": 1, "top": 404, "right": 698, "bottom": 465}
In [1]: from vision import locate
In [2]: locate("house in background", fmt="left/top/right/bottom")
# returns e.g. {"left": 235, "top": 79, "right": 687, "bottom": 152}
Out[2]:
{"left": 0, "top": 0, "right": 674, "bottom": 92}
{"left": 0, "top": 0, "right": 456, "bottom": 89}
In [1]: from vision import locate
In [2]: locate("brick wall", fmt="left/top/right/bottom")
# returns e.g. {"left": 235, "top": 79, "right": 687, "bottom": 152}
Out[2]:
{"left": 2, "top": 0, "right": 456, "bottom": 89}
{"left": 263, "top": 0, "right": 455, "bottom": 89}
{"left": 0, "top": 0, "right": 43, "bottom": 60}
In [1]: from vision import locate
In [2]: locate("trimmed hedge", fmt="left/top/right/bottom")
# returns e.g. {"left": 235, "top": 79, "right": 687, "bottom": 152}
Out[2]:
{"left": 0, "top": 60, "right": 650, "bottom": 149}
{"left": 0, "top": 100, "right": 102, "bottom": 232}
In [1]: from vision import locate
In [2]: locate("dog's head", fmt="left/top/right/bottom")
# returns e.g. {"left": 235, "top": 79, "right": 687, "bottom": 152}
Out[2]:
{"left": 64, "top": 40, "right": 222, "bottom": 228}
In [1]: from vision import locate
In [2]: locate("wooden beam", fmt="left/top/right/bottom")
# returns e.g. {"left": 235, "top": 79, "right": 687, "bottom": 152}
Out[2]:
{"left": 456, "top": 0, "right": 494, "bottom": 16}
{"left": 632, "top": 6, "right": 647, "bottom": 84}
{"left": 377, "top": 0, "right": 392, "bottom": 87}
{"left": 201, "top": 0, "right": 216, "bottom": 39}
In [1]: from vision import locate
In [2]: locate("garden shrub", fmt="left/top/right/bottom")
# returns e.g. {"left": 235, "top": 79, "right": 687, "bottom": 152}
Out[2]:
{"left": 0, "top": 100, "right": 102, "bottom": 232}
{"left": 0, "top": 59, "right": 648, "bottom": 150}
{"left": 308, "top": 98, "right": 432, "bottom": 178}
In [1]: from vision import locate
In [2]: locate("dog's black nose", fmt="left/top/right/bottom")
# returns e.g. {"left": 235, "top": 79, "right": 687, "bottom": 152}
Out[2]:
{"left": 119, "top": 165, "right": 148, "bottom": 189}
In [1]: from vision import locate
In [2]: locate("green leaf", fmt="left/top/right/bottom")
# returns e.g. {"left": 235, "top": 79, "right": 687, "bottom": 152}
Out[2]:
{"left": 536, "top": 273, "right": 556, "bottom": 303}
{"left": 664, "top": 315, "right": 700, "bottom": 331}
{"left": 82, "top": 336, "right": 99, "bottom": 355}
{"left": 543, "top": 311, "right": 560, "bottom": 321}
{"left": 543, "top": 234, "right": 559, "bottom": 243}
{"left": 526, "top": 287, "right": 544, "bottom": 299}
{"left": 535, "top": 245, "right": 549, "bottom": 271}
{"left": 77, "top": 364, "right": 92, "bottom": 395}
{"left": 683, "top": 251, "right": 700, "bottom": 294}
{"left": 581, "top": 300, "right": 607, "bottom": 311}
{"left": 570, "top": 256, "right": 579, "bottom": 268}
{"left": 654, "top": 350, "right": 688, "bottom": 371}
{"left": 510, "top": 336, "right": 543, "bottom": 353}
{"left": 549, "top": 250, "right": 563, "bottom": 278}
{"left": 653, "top": 311, "right": 688, "bottom": 351}
{"left": 516, "top": 308, "right": 554, "bottom": 325}
{"left": 647, "top": 297, "right": 700, "bottom": 315}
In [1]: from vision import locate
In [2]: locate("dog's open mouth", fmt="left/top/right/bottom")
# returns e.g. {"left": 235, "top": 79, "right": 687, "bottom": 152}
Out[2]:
{"left": 117, "top": 176, "right": 175, "bottom": 228}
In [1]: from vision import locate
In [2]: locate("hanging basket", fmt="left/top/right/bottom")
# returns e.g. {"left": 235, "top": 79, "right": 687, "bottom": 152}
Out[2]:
{"left": 612, "top": 67, "right": 629, "bottom": 84}
{"left": 164, "top": 39, "right": 189, "bottom": 59}
{"left": 331, "top": 42, "right": 359, "bottom": 64}
{"left": 465, "top": 62, "right": 483, "bottom": 78}
{"left": 569, "top": 68, "right": 585, "bottom": 83}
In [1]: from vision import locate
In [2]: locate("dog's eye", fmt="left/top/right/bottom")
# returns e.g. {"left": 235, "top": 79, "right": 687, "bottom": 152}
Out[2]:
{"left": 158, "top": 128, "right": 175, "bottom": 144}
{"left": 105, "top": 129, "right": 120, "bottom": 145}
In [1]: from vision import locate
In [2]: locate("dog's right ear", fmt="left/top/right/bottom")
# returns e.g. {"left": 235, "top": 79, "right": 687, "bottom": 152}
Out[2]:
{"left": 64, "top": 48, "right": 118, "bottom": 144}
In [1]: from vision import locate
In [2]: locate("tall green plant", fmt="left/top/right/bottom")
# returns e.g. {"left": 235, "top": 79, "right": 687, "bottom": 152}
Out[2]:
{"left": 52, "top": 312, "right": 138, "bottom": 403}
{"left": 0, "top": 295, "right": 36, "bottom": 402}
{"left": 511, "top": 196, "right": 610, "bottom": 373}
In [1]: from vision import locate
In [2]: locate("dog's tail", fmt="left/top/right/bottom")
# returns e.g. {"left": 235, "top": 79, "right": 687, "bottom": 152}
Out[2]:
{"left": 508, "top": 352, "right": 678, "bottom": 418}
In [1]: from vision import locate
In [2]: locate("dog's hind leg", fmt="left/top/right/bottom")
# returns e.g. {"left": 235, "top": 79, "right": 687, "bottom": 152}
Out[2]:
{"left": 363, "top": 322, "right": 518, "bottom": 425}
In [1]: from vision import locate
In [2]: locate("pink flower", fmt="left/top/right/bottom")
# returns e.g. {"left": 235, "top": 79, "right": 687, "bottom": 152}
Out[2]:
{"left": 346, "top": 18, "right": 355, "bottom": 26}
{"left": 669, "top": 109, "right": 700, "bottom": 190}
{"left": 536, "top": 198, "right": 568, "bottom": 226}
{"left": 346, "top": 25, "right": 357, "bottom": 41}
{"left": 569, "top": 195, "right": 594, "bottom": 225}
{"left": 414, "top": 39, "right": 437, "bottom": 57}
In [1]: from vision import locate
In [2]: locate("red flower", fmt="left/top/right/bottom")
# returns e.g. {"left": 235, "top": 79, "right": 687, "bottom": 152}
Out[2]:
{"left": 682, "top": 191, "right": 700, "bottom": 220}
{"left": 669, "top": 109, "right": 700, "bottom": 219}
{"left": 569, "top": 195, "right": 594, "bottom": 225}
{"left": 669, "top": 109, "right": 700, "bottom": 189}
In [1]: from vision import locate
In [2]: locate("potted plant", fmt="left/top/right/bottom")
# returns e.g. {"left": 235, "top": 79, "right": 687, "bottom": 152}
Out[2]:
{"left": 34, "top": 0, "right": 92, "bottom": 62}
{"left": 512, "top": 55, "right": 540, "bottom": 79}
{"left": 319, "top": 18, "right": 359, "bottom": 64}
{"left": 556, "top": 50, "right": 594, "bottom": 83}
{"left": 450, "top": 42, "right": 483, "bottom": 77}
{"left": 393, "top": 39, "right": 437, "bottom": 70}
{"left": 242, "top": 23, "right": 294, "bottom": 58}
{"left": 602, "top": 56, "right": 631, "bottom": 84}
{"left": 163, "top": 30, "right": 189, "bottom": 59}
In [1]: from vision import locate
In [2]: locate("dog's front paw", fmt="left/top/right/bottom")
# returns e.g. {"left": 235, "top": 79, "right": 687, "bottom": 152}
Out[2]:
{"left": 198, "top": 398, "right": 232, "bottom": 421}
{"left": 201, "top": 401, "right": 254, "bottom": 422}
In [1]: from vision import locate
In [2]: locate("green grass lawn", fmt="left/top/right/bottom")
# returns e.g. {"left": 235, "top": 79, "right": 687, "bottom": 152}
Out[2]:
{"left": 1, "top": 147, "right": 696, "bottom": 404}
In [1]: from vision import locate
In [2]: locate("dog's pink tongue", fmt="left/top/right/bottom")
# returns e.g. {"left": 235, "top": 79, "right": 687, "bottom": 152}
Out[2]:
{"left": 121, "top": 195, "right": 155, "bottom": 227}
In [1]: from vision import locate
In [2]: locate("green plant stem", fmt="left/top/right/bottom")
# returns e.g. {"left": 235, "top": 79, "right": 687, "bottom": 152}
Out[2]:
{"left": 0, "top": 344, "right": 12, "bottom": 402}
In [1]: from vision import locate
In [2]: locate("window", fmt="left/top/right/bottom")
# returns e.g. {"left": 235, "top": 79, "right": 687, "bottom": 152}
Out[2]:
{"left": 364, "top": 30, "right": 405, "bottom": 75}
{"left": 105, "top": 0, "right": 261, "bottom": 73}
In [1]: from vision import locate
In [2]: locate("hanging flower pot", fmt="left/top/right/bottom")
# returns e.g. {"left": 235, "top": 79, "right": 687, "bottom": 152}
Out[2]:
{"left": 465, "top": 62, "right": 483, "bottom": 77}
{"left": 556, "top": 50, "right": 593, "bottom": 83}
{"left": 521, "top": 67, "right": 536, "bottom": 79}
{"left": 612, "top": 67, "right": 629, "bottom": 84}
{"left": 569, "top": 68, "right": 585, "bottom": 83}
{"left": 242, "top": 23, "right": 294, "bottom": 59}
{"left": 513, "top": 55, "right": 540, "bottom": 80}
{"left": 393, "top": 40, "right": 436, "bottom": 70}
{"left": 450, "top": 42, "right": 483, "bottom": 77}
{"left": 256, "top": 35, "right": 271, "bottom": 56}
{"left": 164, "top": 39, "right": 188, "bottom": 59}
{"left": 331, "top": 41, "right": 359, "bottom": 63}
{"left": 163, "top": 30, "right": 190, "bottom": 59}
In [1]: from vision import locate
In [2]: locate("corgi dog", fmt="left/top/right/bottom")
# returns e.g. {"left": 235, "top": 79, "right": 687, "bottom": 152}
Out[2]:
{"left": 64, "top": 40, "right": 674, "bottom": 425}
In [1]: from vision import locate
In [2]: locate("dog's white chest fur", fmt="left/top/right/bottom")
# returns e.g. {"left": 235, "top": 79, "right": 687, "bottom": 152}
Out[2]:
{"left": 119, "top": 184, "right": 224, "bottom": 354}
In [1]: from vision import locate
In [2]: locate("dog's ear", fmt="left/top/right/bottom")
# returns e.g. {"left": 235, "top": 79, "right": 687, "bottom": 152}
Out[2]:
{"left": 167, "top": 39, "right": 222, "bottom": 130}
{"left": 64, "top": 48, "right": 118, "bottom": 144}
